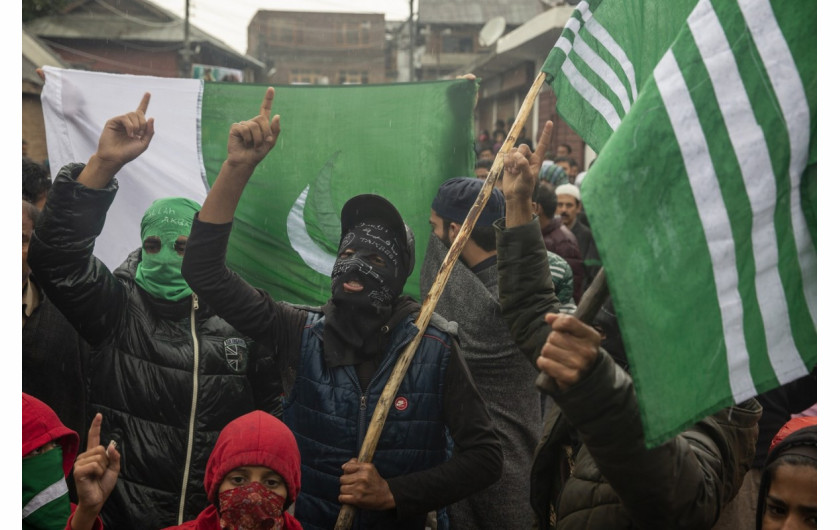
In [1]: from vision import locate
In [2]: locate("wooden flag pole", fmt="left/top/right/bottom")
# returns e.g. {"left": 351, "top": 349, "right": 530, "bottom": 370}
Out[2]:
{"left": 334, "top": 72, "right": 548, "bottom": 529}
{"left": 535, "top": 267, "right": 610, "bottom": 401}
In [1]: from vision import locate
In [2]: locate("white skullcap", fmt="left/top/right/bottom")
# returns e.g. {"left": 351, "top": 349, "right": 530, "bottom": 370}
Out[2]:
{"left": 555, "top": 183, "right": 580, "bottom": 201}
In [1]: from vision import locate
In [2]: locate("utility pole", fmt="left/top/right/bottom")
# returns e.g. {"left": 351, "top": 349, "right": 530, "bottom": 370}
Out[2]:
{"left": 408, "top": 0, "right": 414, "bottom": 82}
{"left": 179, "top": 0, "right": 193, "bottom": 78}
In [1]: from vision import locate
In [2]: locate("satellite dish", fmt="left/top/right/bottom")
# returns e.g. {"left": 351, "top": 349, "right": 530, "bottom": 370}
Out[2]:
{"left": 478, "top": 16, "right": 506, "bottom": 47}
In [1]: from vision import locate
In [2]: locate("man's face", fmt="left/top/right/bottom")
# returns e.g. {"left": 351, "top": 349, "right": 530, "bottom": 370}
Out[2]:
{"left": 478, "top": 149, "right": 494, "bottom": 161}
{"left": 428, "top": 210, "right": 454, "bottom": 248}
{"left": 474, "top": 167, "right": 490, "bottom": 180}
{"left": 556, "top": 194, "right": 581, "bottom": 227}
{"left": 331, "top": 222, "right": 405, "bottom": 308}
{"left": 22, "top": 208, "right": 33, "bottom": 286}
{"left": 556, "top": 161, "right": 572, "bottom": 176}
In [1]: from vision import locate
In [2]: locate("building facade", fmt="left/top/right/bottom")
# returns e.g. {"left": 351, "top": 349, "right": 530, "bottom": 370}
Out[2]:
{"left": 416, "top": 0, "right": 542, "bottom": 81}
{"left": 248, "top": 11, "right": 386, "bottom": 85}
{"left": 456, "top": 6, "right": 591, "bottom": 167}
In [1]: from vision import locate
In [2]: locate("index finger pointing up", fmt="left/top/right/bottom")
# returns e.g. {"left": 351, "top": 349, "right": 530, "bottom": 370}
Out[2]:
{"left": 260, "top": 87, "right": 275, "bottom": 119}
{"left": 86, "top": 413, "right": 103, "bottom": 452}
{"left": 137, "top": 92, "right": 151, "bottom": 115}
{"left": 533, "top": 120, "right": 554, "bottom": 161}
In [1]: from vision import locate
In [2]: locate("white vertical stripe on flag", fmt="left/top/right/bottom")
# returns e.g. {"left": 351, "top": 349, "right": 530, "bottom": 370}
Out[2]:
{"left": 654, "top": 49, "right": 757, "bottom": 402}
{"left": 557, "top": 16, "right": 632, "bottom": 113}
{"left": 740, "top": 0, "right": 817, "bottom": 328}
{"left": 688, "top": 0, "right": 807, "bottom": 380}
{"left": 576, "top": 1, "right": 639, "bottom": 100}
{"left": 552, "top": 54, "right": 622, "bottom": 131}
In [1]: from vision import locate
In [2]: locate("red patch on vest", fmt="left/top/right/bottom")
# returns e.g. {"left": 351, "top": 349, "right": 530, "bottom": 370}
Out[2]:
{"left": 394, "top": 397, "right": 408, "bottom": 411}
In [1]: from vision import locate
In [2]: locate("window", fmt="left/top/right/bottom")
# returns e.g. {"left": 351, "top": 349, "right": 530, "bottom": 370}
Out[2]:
{"left": 337, "top": 22, "right": 371, "bottom": 46}
{"left": 339, "top": 71, "right": 369, "bottom": 85}
{"left": 290, "top": 70, "right": 323, "bottom": 84}
{"left": 441, "top": 34, "right": 474, "bottom": 53}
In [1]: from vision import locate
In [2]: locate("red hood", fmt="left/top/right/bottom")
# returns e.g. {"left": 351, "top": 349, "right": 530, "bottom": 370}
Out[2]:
{"left": 769, "top": 415, "right": 818, "bottom": 453}
{"left": 204, "top": 411, "right": 301, "bottom": 508}
{"left": 22, "top": 393, "right": 79, "bottom": 477}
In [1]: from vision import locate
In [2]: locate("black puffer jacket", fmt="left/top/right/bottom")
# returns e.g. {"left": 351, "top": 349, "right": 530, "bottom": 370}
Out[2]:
{"left": 28, "top": 164, "right": 283, "bottom": 530}
{"left": 495, "top": 217, "right": 761, "bottom": 529}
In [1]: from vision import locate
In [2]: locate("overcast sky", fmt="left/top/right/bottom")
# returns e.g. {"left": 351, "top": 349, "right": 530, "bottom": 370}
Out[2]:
{"left": 147, "top": 0, "right": 412, "bottom": 55}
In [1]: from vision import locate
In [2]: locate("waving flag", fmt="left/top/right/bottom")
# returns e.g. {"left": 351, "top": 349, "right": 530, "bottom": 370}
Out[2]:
{"left": 541, "top": 0, "right": 698, "bottom": 153}
{"left": 574, "top": 0, "right": 816, "bottom": 445}
{"left": 40, "top": 67, "right": 476, "bottom": 304}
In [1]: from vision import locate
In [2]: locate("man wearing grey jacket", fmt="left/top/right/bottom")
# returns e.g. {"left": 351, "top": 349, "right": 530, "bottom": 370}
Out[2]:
{"left": 496, "top": 121, "right": 761, "bottom": 529}
{"left": 421, "top": 177, "right": 541, "bottom": 529}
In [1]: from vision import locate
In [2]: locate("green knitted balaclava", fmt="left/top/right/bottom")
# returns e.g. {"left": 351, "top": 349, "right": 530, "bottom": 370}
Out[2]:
{"left": 134, "top": 197, "right": 201, "bottom": 301}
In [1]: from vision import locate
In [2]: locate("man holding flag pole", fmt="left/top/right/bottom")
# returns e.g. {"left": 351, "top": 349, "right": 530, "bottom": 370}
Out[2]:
{"left": 483, "top": 0, "right": 815, "bottom": 526}
{"left": 495, "top": 121, "right": 761, "bottom": 529}
{"left": 181, "top": 87, "right": 503, "bottom": 530}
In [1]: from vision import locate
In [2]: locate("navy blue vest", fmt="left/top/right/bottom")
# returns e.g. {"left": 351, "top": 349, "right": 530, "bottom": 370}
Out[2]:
{"left": 284, "top": 311, "right": 452, "bottom": 530}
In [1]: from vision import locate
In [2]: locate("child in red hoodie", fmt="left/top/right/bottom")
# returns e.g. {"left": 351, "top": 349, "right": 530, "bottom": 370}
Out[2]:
{"left": 22, "top": 393, "right": 120, "bottom": 530}
{"left": 164, "top": 411, "right": 302, "bottom": 530}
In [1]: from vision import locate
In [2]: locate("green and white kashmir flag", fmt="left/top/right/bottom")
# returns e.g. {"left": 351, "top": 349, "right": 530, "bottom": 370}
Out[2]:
{"left": 543, "top": 0, "right": 817, "bottom": 446}
{"left": 40, "top": 67, "right": 476, "bottom": 304}
{"left": 542, "top": 0, "right": 699, "bottom": 153}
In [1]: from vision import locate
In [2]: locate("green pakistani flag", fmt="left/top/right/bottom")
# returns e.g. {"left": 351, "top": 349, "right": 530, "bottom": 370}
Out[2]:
{"left": 40, "top": 68, "right": 476, "bottom": 305}
{"left": 578, "top": 0, "right": 816, "bottom": 446}
{"left": 541, "top": 0, "right": 699, "bottom": 153}
{"left": 200, "top": 82, "right": 476, "bottom": 304}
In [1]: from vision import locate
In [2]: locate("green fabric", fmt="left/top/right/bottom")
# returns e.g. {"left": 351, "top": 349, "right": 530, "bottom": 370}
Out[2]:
{"left": 22, "top": 448, "right": 70, "bottom": 529}
{"left": 200, "top": 80, "right": 476, "bottom": 305}
{"left": 541, "top": 0, "right": 698, "bottom": 153}
{"left": 580, "top": 0, "right": 816, "bottom": 446}
{"left": 546, "top": 250, "right": 575, "bottom": 312}
{"left": 135, "top": 197, "right": 201, "bottom": 301}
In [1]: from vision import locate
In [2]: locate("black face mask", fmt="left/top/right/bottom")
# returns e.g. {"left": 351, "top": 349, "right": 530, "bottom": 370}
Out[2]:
{"left": 323, "top": 222, "right": 409, "bottom": 369}
{"left": 330, "top": 222, "right": 405, "bottom": 310}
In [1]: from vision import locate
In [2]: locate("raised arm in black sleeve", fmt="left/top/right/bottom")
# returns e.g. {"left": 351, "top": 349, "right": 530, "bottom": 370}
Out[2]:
{"left": 182, "top": 215, "right": 308, "bottom": 373}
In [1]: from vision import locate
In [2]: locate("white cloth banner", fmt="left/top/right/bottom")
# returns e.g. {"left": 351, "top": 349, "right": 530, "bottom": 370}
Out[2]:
{"left": 40, "top": 66, "right": 208, "bottom": 271}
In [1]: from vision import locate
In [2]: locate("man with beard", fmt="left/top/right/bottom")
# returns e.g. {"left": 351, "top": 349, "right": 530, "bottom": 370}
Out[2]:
{"left": 555, "top": 183, "right": 600, "bottom": 289}
{"left": 181, "top": 87, "right": 502, "bottom": 530}
{"left": 421, "top": 177, "right": 541, "bottom": 530}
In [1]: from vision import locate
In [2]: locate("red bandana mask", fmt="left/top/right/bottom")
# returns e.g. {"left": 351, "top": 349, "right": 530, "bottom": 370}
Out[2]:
{"left": 218, "top": 482, "right": 286, "bottom": 529}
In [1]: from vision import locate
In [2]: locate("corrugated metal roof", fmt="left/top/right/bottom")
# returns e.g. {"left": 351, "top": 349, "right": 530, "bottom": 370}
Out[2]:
{"left": 418, "top": 0, "right": 543, "bottom": 25}
{"left": 25, "top": 0, "right": 263, "bottom": 68}
{"left": 23, "top": 27, "right": 68, "bottom": 86}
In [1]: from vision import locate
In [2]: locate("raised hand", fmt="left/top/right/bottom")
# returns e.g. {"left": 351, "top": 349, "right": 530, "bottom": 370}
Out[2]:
{"left": 537, "top": 313, "right": 601, "bottom": 391}
{"left": 338, "top": 458, "right": 396, "bottom": 510}
{"left": 71, "top": 413, "right": 121, "bottom": 530}
{"left": 502, "top": 120, "right": 553, "bottom": 203}
{"left": 226, "top": 86, "right": 281, "bottom": 170}
{"left": 80, "top": 93, "right": 155, "bottom": 189}
{"left": 95, "top": 92, "right": 155, "bottom": 170}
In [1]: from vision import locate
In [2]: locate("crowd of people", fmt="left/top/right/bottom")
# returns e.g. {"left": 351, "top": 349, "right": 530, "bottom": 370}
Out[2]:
{"left": 23, "top": 86, "right": 816, "bottom": 529}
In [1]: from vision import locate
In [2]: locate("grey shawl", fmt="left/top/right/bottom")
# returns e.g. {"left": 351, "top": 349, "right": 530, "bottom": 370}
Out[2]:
{"left": 420, "top": 234, "right": 541, "bottom": 529}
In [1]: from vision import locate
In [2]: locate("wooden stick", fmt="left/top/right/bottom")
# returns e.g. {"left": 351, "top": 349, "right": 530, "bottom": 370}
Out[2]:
{"left": 333, "top": 72, "right": 548, "bottom": 529}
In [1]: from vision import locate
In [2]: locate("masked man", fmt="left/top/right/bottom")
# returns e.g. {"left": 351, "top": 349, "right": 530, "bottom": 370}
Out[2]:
{"left": 180, "top": 87, "right": 502, "bottom": 529}
{"left": 27, "top": 93, "right": 282, "bottom": 530}
{"left": 23, "top": 393, "right": 119, "bottom": 530}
